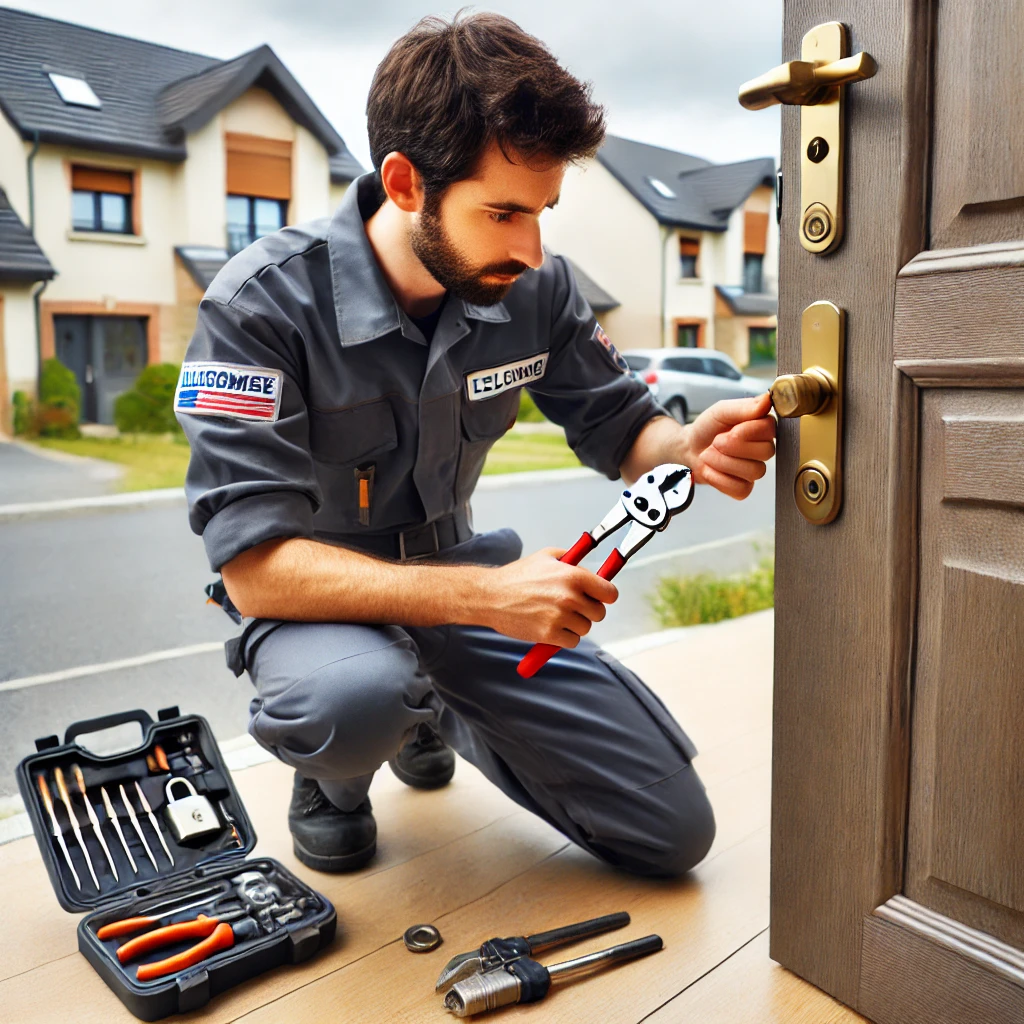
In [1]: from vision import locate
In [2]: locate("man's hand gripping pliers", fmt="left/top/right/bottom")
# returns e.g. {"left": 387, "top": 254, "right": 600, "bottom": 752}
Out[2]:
{"left": 517, "top": 463, "right": 695, "bottom": 678}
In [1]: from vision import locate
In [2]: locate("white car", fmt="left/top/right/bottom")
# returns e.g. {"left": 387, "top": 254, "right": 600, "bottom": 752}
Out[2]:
{"left": 622, "top": 348, "right": 766, "bottom": 423}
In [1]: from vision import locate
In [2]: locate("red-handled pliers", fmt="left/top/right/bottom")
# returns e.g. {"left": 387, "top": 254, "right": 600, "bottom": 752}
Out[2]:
{"left": 114, "top": 907, "right": 260, "bottom": 982}
{"left": 517, "top": 463, "right": 694, "bottom": 678}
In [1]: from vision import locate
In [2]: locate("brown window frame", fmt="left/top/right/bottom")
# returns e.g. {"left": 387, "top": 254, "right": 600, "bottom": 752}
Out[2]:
{"left": 69, "top": 164, "right": 140, "bottom": 235}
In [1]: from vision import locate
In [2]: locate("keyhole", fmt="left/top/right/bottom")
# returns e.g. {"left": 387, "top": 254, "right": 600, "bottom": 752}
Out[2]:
{"left": 807, "top": 136, "right": 829, "bottom": 163}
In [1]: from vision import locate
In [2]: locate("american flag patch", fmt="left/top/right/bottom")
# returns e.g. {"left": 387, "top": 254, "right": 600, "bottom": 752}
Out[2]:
{"left": 592, "top": 323, "right": 629, "bottom": 374}
{"left": 174, "top": 361, "right": 283, "bottom": 422}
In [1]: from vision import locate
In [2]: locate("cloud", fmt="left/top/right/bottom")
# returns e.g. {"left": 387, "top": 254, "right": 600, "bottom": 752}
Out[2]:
{"left": 7, "top": 0, "right": 782, "bottom": 165}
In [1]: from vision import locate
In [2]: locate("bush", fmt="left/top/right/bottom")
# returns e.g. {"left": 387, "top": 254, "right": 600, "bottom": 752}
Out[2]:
{"left": 651, "top": 556, "right": 775, "bottom": 627}
{"left": 12, "top": 390, "right": 34, "bottom": 436}
{"left": 516, "top": 390, "right": 547, "bottom": 423}
{"left": 114, "top": 363, "right": 182, "bottom": 434}
{"left": 37, "top": 358, "right": 80, "bottom": 438}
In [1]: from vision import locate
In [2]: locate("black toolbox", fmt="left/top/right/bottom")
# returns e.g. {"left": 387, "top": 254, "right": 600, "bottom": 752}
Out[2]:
{"left": 16, "top": 706, "right": 336, "bottom": 1020}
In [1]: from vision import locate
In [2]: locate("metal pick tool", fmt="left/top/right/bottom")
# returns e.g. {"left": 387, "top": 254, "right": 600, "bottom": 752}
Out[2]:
{"left": 134, "top": 781, "right": 175, "bottom": 867}
{"left": 54, "top": 767, "right": 100, "bottom": 891}
{"left": 36, "top": 772, "right": 82, "bottom": 891}
{"left": 119, "top": 783, "right": 158, "bottom": 871}
{"left": 101, "top": 786, "right": 138, "bottom": 874}
{"left": 72, "top": 765, "right": 118, "bottom": 883}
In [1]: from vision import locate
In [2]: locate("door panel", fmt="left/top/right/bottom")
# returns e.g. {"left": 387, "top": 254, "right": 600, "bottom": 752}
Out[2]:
{"left": 904, "top": 389, "right": 1024, "bottom": 949}
{"left": 931, "top": 4, "right": 1024, "bottom": 248}
{"left": 95, "top": 316, "right": 146, "bottom": 425}
{"left": 53, "top": 315, "right": 95, "bottom": 422}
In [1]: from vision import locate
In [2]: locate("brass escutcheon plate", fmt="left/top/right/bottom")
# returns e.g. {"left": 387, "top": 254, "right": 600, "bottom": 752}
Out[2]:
{"left": 794, "top": 301, "right": 844, "bottom": 523}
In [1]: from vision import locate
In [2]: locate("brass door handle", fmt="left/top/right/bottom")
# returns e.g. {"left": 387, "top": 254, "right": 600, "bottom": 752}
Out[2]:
{"left": 771, "top": 303, "right": 845, "bottom": 525}
{"left": 770, "top": 368, "right": 836, "bottom": 418}
{"left": 738, "top": 22, "right": 876, "bottom": 254}
{"left": 738, "top": 52, "right": 877, "bottom": 110}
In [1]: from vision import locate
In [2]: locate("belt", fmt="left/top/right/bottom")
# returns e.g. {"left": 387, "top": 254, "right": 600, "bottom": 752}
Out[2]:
{"left": 332, "top": 505, "right": 474, "bottom": 562}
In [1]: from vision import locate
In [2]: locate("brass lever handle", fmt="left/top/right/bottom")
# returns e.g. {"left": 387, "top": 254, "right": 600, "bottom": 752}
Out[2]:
{"left": 770, "top": 368, "right": 836, "bottom": 418}
{"left": 738, "top": 51, "right": 877, "bottom": 110}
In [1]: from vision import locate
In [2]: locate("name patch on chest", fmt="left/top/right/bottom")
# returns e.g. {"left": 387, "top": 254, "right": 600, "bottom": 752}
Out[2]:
{"left": 175, "top": 361, "right": 283, "bottom": 422}
{"left": 465, "top": 352, "right": 549, "bottom": 402}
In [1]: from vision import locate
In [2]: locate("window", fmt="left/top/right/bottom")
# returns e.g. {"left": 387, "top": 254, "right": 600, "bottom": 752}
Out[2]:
{"left": 709, "top": 357, "right": 742, "bottom": 381}
{"left": 49, "top": 72, "right": 101, "bottom": 109}
{"left": 743, "top": 253, "right": 764, "bottom": 293}
{"left": 226, "top": 195, "right": 287, "bottom": 255}
{"left": 71, "top": 166, "right": 134, "bottom": 234}
{"left": 679, "top": 237, "right": 699, "bottom": 279}
{"left": 676, "top": 323, "right": 699, "bottom": 348}
{"left": 623, "top": 354, "right": 651, "bottom": 371}
{"left": 749, "top": 326, "right": 777, "bottom": 366}
{"left": 646, "top": 177, "right": 676, "bottom": 199}
{"left": 663, "top": 356, "right": 708, "bottom": 374}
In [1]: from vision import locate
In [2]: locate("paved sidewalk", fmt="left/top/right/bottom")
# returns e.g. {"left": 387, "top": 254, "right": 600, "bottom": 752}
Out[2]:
{"left": 0, "top": 439, "right": 122, "bottom": 505}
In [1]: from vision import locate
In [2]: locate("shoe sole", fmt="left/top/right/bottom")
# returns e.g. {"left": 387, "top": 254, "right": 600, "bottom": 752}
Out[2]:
{"left": 387, "top": 758, "right": 455, "bottom": 790}
{"left": 292, "top": 835, "right": 377, "bottom": 872}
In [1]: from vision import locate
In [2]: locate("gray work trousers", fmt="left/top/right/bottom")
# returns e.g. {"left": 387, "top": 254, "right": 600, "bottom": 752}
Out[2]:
{"left": 237, "top": 529, "right": 715, "bottom": 878}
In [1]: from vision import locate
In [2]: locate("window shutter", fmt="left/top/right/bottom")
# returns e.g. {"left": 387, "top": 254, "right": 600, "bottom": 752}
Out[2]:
{"left": 71, "top": 166, "right": 133, "bottom": 194}
{"left": 225, "top": 133, "right": 292, "bottom": 200}
{"left": 679, "top": 237, "right": 700, "bottom": 257}
{"left": 744, "top": 211, "right": 768, "bottom": 255}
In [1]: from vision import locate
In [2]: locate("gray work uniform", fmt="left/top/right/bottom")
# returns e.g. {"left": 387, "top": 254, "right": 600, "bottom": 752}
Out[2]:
{"left": 177, "top": 174, "right": 715, "bottom": 877}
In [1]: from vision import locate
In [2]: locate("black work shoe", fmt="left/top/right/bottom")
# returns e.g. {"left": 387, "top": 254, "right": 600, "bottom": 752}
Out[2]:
{"left": 288, "top": 773, "right": 377, "bottom": 872}
{"left": 388, "top": 722, "right": 456, "bottom": 790}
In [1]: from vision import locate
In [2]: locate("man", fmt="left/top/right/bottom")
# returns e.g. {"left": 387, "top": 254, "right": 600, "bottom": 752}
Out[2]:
{"left": 178, "top": 13, "right": 775, "bottom": 876}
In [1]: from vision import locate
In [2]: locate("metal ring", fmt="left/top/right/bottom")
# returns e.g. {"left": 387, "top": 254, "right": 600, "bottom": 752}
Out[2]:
{"left": 404, "top": 923, "right": 443, "bottom": 952}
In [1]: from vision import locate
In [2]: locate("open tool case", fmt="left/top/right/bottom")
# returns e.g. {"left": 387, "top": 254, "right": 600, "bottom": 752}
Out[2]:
{"left": 16, "top": 706, "right": 336, "bottom": 1021}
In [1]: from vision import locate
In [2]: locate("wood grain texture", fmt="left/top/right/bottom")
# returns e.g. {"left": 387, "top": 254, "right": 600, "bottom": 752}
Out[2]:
{"left": 930, "top": 2, "right": 1024, "bottom": 248}
{"left": 860, "top": 902, "right": 1024, "bottom": 1024}
{"left": 894, "top": 257, "right": 1024, "bottom": 368}
{"left": 645, "top": 931, "right": 868, "bottom": 1024}
{"left": 944, "top": 417, "right": 1024, "bottom": 506}
{"left": 905, "top": 390, "right": 1024, "bottom": 952}
{"left": 770, "top": 0, "right": 931, "bottom": 1007}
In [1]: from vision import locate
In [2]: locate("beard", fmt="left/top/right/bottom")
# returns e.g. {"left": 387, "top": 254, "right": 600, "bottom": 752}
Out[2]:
{"left": 410, "top": 193, "right": 529, "bottom": 306}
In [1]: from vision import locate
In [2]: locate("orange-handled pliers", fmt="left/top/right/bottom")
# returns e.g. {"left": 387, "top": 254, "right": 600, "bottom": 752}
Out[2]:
{"left": 115, "top": 908, "right": 260, "bottom": 982}
{"left": 517, "top": 464, "right": 694, "bottom": 678}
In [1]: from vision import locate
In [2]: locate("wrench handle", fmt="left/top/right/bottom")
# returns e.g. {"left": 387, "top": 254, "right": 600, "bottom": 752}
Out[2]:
{"left": 516, "top": 535, "right": 611, "bottom": 679}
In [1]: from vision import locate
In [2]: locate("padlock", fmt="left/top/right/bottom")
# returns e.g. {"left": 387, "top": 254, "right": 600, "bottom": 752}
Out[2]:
{"left": 164, "top": 777, "right": 222, "bottom": 843}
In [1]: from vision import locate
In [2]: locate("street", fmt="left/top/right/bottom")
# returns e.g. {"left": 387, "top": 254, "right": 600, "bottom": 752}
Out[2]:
{"left": 0, "top": 463, "right": 774, "bottom": 798}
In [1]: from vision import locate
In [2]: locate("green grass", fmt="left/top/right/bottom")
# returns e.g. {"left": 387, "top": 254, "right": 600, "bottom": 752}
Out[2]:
{"left": 30, "top": 426, "right": 580, "bottom": 490}
{"left": 32, "top": 434, "right": 191, "bottom": 492}
{"left": 481, "top": 429, "right": 581, "bottom": 474}
{"left": 650, "top": 556, "right": 775, "bottom": 627}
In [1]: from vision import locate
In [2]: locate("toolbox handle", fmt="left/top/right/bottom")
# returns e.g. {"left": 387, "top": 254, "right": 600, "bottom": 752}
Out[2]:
{"left": 64, "top": 708, "right": 154, "bottom": 747}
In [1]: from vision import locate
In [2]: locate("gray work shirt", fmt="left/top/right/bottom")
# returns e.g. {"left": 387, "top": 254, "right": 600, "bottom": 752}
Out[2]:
{"left": 177, "top": 174, "right": 663, "bottom": 572}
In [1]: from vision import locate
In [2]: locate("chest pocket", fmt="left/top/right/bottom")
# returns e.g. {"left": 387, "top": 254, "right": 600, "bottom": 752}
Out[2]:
{"left": 460, "top": 388, "right": 520, "bottom": 442}
{"left": 308, "top": 399, "right": 398, "bottom": 466}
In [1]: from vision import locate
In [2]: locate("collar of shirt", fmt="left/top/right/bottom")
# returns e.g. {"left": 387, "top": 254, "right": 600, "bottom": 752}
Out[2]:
{"left": 327, "top": 174, "right": 511, "bottom": 349}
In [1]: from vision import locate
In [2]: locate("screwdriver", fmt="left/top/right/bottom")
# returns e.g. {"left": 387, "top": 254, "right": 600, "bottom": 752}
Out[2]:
{"left": 134, "top": 782, "right": 174, "bottom": 867}
{"left": 54, "top": 767, "right": 100, "bottom": 891}
{"left": 36, "top": 772, "right": 82, "bottom": 891}
{"left": 120, "top": 783, "right": 159, "bottom": 871}
{"left": 444, "top": 934, "right": 664, "bottom": 1017}
{"left": 72, "top": 765, "right": 118, "bottom": 883}
{"left": 101, "top": 786, "right": 138, "bottom": 874}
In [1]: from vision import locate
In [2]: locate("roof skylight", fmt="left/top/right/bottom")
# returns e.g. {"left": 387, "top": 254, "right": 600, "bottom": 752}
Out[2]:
{"left": 646, "top": 177, "right": 676, "bottom": 199}
{"left": 48, "top": 72, "right": 101, "bottom": 109}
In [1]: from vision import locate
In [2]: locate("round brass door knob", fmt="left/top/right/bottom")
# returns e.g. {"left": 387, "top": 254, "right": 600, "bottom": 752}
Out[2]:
{"left": 770, "top": 368, "right": 835, "bottom": 418}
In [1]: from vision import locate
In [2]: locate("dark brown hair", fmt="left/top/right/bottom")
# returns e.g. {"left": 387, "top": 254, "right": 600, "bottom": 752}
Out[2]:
{"left": 366, "top": 11, "right": 606, "bottom": 194}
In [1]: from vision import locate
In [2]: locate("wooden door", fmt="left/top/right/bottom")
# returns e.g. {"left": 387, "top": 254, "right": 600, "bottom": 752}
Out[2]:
{"left": 771, "top": 2, "right": 1024, "bottom": 1021}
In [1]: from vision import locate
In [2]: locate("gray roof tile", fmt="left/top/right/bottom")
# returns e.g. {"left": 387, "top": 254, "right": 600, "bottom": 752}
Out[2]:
{"left": 175, "top": 245, "right": 228, "bottom": 291}
{"left": 716, "top": 285, "right": 777, "bottom": 317}
{"left": 0, "top": 188, "right": 55, "bottom": 281}
{"left": 597, "top": 135, "right": 775, "bottom": 231}
{"left": 0, "top": 6, "right": 363, "bottom": 176}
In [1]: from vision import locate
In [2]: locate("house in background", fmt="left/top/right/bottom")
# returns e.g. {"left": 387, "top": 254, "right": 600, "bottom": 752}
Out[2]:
{"left": 0, "top": 6, "right": 363, "bottom": 429}
{"left": 542, "top": 135, "right": 778, "bottom": 369}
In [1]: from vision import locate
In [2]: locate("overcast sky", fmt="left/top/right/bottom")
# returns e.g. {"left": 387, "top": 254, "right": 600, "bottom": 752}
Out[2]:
{"left": 9, "top": 0, "right": 782, "bottom": 169}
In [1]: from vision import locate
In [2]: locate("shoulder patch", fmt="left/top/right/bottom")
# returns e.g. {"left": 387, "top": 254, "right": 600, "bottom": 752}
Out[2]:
{"left": 592, "top": 323, "right": 629, "bottom": 374}
{"left": 465, "top": 352, "right": 549, "bottom": 401}
{"left": 175, "top": 361, "right": 283, "bottom": 422}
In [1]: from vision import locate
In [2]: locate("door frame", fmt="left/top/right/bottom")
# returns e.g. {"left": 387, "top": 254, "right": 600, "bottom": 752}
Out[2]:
{"left": 769, "top": 0, "right": 934, "bottom": 1011}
